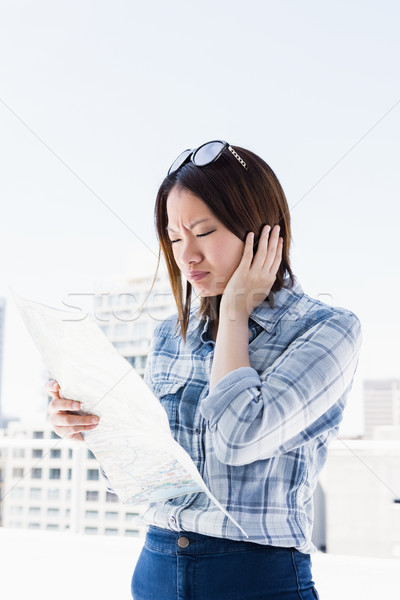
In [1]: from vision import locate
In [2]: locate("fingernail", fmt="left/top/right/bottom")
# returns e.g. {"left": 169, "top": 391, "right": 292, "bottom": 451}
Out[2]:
{"left": 73, "top": 402, "right": 81, "bottom": 410}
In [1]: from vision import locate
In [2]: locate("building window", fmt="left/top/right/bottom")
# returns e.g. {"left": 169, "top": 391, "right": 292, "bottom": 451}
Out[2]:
{"left": 47, "top": 508, "right": 59, "bottom": 517}
{"left": 12, "top": 467, "right": 24, "bottom": 478}
{"left": 9, "top": 521, "right": 22, "bottom": 528}
{"left": 85, "top": 510, "right": 98, "bottom": 519}
{"left": 28, "top": 523, "right": 40, "bottom": 529}
{"left": 51, "top": 431, "right": 60, "bottom": 439}
{"left": 48, "top": 489, "right": 60, "bottom": 501}
{"left": 86, "top": 491, "right": 99, "bottom": 502}
{"left": 31, "top": 468, "right": 42, "bottom": 480}
{"left": 84, "top": 527, "right": 98, "bottom": 535}
{"left": 49, "top": 468, "right": 61, "bottom": 480}
{"left": 125, "top": 530, "right": 139, "bottom": 537}
{"left": 65, "top": 508, "right": 70, "bottom": 518}
{"left": 30, "top": 488, "right": 42, "bottom": 501}
{"left": 104, "top": 528, "right": 118, "bottom": 536}
{"left": 67, "top": 468, "right": 72, "bottom": 480}
{"left": 13, "top": 448, "right": 25, "bottom": 458}
{"left": 125, "top": 512, "right": 139, "bottom": 520}
{"left": 10, "top": 506, "right": 23, "bottom": 515}
{"left": 133, "top": 322, "right": 147, "bottom": 338}
{"left": 29, "top": 506, "right": 41, "bottom": 516}
{"left": 66, "top": 489, "right": 72, "bottom": 501}
{"left": 125, "top": 356, "right": 135, "bottom": 368}
{"left": 87, "top": 450, "right": 96, "bottom": 460}
{"left": 46, "top": 524, "right": 59, "bottom": 530}
{"left": 135, "top": 355, "right": 146, "bottom": 370}
{"left": 115, "top": 323, "right": 127, "bottom": 338}
{"left": 87, "top": 469, "right": 99, "bottom": 481}
{"left": 105, "top": 512, "right": 118, "bottom": 520}
{"left": 33, "top": 431, "right": 44, "bottom": 439}
{"left": 32, "top": 449, "right": 43, "bottom": 459}
{"left": 50, "top": 449, "right": 61, "bottom": 459}
{"left": 68, "top": 449, "right": 73, "bottom": 459}
{"left": 105, "top": 491, "right": 118, "bottom": 503}
{"left": 11, "top": 487, "right": 24, "bottom": 499}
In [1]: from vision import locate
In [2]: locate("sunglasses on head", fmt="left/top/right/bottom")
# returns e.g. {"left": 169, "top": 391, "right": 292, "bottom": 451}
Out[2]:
{"left": 167, "top": 140, "right": 248, "bottom": 176}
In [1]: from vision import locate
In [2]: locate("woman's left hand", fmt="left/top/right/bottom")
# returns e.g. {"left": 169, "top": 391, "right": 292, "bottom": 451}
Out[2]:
{"left": 221, "top": 224, "right": 283, "bottom": 319}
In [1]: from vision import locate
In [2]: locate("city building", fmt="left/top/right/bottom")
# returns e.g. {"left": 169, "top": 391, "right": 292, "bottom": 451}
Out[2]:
{"left": 0, "top": 298, "right": 5, "bottom": 427}
{"left": 92, "top": 268, "right": 179, "bottom": 377}
{"left": 318, "top": 439, "right": 400, "bottom": 558}
{"left": 363, "top": 379, "right": 400, "bottom": 439}
{"left": 1, "top": 268, "right": 183, "bottom": 537}
{"left": 1, "top": 420, "right": 146, "bottom": 536}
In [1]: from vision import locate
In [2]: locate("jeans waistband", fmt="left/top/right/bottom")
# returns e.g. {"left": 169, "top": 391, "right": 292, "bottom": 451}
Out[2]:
{"left": 145, "top": 525, "right": 295, "bottom": 556}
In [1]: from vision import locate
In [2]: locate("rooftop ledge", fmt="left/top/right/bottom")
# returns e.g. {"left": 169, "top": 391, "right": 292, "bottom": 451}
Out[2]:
{"left": 0, "top": 528, "right": 398, "bottom": 600}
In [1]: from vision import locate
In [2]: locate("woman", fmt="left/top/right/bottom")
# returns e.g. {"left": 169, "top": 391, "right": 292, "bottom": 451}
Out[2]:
{"left": 48, "top": 140, "right": 362, "bottom": 599}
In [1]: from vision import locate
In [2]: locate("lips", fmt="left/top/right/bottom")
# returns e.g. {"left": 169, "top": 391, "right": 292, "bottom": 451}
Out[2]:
{"left": 187, "top": 271, "right": 209, "bottom": 282}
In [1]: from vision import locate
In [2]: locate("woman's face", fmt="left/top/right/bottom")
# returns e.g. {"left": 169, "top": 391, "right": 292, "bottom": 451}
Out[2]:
{"left": 166, "top": 186, "right": 245, "bottom": 297}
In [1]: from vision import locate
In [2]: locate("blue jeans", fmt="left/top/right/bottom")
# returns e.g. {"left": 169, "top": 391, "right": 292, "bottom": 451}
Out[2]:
{"left": 131, "top": 526, "right": 320, "bottom": 600}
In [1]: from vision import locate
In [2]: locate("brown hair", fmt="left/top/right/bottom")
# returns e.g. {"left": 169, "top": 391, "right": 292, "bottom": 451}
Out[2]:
{"left": 151, "top": 144, "right": 295, "bottom": 342}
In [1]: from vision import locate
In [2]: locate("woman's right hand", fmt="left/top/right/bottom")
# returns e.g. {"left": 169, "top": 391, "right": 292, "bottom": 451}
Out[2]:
{"left": 46, "top": 379, "right": 100, "bottom": 442}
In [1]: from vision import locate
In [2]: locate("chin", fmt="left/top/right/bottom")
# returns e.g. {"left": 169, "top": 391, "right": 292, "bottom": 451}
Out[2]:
{"left": 192, "top": 282, "right": 226, "bottom": 298}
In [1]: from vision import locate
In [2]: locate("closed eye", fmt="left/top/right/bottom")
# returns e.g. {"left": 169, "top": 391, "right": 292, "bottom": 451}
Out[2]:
{"left": 170, "top": 230, "right": 216, "bottom": 244}
{"left": 197, "top": 230, "right": 215, "bottom": 238}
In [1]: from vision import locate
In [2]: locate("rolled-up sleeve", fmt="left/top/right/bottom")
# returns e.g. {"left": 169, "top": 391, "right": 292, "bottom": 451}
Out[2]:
{"left": 200, "top": 311, "right": 362, "bottom": 466}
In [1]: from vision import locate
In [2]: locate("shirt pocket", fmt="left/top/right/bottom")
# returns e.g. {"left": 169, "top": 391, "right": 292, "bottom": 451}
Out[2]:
{"left": 153, "top": 378, "right": 185, "bottom": 435}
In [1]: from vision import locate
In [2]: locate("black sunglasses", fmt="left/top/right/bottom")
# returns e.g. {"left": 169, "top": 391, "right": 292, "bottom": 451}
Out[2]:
{"left": 167, "top": 140, "right": 248, "bottom": 176}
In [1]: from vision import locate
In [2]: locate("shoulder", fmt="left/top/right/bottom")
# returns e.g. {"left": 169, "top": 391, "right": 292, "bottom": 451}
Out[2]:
{"left": 281, "top": 291, "right": 362, "bottom": 350}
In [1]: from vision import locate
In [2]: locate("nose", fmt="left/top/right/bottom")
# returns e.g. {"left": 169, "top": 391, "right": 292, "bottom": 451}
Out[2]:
{"left": 177, "top": 237, "right": 203, "bottom": 267}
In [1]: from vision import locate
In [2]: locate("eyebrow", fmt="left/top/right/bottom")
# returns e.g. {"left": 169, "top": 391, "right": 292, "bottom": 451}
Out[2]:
{"left": 166, "top": 218, "right": 213, "bottom": 233}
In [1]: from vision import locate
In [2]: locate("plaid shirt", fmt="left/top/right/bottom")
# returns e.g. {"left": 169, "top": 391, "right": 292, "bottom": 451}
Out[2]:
{"left": 138, "top": 275, "right": 362, "bottom": 553}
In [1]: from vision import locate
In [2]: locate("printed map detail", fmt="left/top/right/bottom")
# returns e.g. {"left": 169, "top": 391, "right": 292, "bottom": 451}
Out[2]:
{"left": 12, "top": 291, "right": 247, "bottom": 536}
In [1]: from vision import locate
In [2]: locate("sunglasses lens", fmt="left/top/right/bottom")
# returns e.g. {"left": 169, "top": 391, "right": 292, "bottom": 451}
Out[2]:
{"left": 193, "top": 141, "right": 226, "bottom": 166}
{"left": 168, "top": 149, "right": 192, "bottom": 175}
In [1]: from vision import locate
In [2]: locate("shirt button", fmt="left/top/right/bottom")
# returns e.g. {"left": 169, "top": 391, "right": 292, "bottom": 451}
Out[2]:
{"left": 169, "top": 516, "right": 176, "bottom": 524}
{"left": 195, "top": 427, "right": 201, "bottom": 435}
{"left": 178, "top": 536, "right": 190, "bottom": 548}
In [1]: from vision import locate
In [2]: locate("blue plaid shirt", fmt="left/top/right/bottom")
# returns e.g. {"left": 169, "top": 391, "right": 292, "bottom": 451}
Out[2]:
{"left": 139, "top": 274, "right": 362, "bottom": 553}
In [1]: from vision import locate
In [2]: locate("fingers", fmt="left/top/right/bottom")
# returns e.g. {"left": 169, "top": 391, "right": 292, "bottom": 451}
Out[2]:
{"left": 50, "top": 410, "right": 99, "bottom": 428}
{"left": 46, "top": 380, "right": 100, "bottom": 439}
{"left": 252, "top": 224, "right": 282, "bottom": 271}
{"left": 46, "top": 379, "right": 60, "bottom": 395}
{"left": 244, "top": 231, "right": 255, "bottom": 258}
{"left": 270, "top": 236, "right": 284, "bottom": 274}
{"left": 49, "top": 410, "right": 100, "bottom": 439}
{"left": 48, "top": 396, "right": 83, "bottom": 415}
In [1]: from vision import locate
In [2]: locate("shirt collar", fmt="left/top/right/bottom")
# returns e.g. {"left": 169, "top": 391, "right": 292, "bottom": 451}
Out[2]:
{"left": 249, "top": 274, "right": 304, "bottom": 332}
{"left": 196, "top": 273, "right": 304, "bottom": 340}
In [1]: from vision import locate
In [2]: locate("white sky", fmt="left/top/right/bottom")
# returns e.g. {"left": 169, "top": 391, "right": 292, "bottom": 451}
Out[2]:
{"left": 0, "top": 1, "right": 399, "bottom": 433}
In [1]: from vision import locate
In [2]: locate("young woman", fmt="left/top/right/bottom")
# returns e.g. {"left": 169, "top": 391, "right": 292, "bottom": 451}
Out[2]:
{"left": 48, "top": 140, "right": 362, "bottom": 599}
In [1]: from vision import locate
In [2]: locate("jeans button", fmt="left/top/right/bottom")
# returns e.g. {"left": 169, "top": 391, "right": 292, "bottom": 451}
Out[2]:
{"left": 178, "top": 536, "right": 190, "bottom": 548}
{"left": 169, "top": 516, "right": 176, "bottom": 524}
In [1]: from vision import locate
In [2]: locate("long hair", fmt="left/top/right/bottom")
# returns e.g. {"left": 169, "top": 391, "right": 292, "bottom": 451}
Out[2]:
{"left": 151, "top": 144, "right": 295, "bottom": 342}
